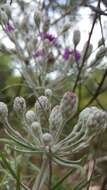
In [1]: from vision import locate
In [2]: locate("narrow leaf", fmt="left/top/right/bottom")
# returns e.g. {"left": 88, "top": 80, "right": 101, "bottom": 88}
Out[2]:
{"left": 16, "top": 165, "right": 21, "bottom": 190}
{"left": 52, "top": 168, "right": 76, "bottom": 190}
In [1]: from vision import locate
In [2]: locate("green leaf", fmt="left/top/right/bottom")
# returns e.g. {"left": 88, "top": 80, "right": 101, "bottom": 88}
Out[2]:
{"left": 0, "top": 153, "right": 30, "bottom": 190}
{"left": 54, "top": 156, "right": 83, "bottom": 164}
{"left": 53, "top": 157, "right": 82, "bottom": 171}
{"left": 16, "top": 165, "right": 21, "bottom": 190}
{"left": 4, "top": 129, "right": 37, "bottom": 151}
{"left": 29, "top": 163, "right": 40, "bottom": 172}
{"left": 52, "top": 168, "right": 76, "bottom": 190}
{"left": 0, "top": 153, "right": 17, "bottom": 179}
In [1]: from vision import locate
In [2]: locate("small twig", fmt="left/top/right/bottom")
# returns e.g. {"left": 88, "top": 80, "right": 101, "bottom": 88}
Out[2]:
{"left": 51, "top": 5, "right": 76, "bottom": 26}
{"left": 86, "top": 68, "right": 107, "bottom": 106}
{"left": 85, "top": 85, "right": 106, "bottom": 110}
{"left": 99, "top": 16, "right": 105, "bottom": 46}
{"left": 78, "top": 83, "right": 82, "bottom": 112}
{"left": 72, "top": 0, "right": 102, "bottom": 92}
{"left": 87, "top": 5, "right": 107, "bottom": 16}
{"left": 9, "top": 0, "right": 13, "bottom": 5}
{"left": 72, "top": 14, "right": 97, "bottom": 91}
{"left": 98, "top": 1, "right": 105, "bottom": 46}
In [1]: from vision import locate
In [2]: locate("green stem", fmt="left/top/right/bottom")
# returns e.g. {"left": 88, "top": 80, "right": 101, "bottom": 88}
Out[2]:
{"left": 32, "top": 155, "right": 48, "bottom": 190}
{"left": 48, "top": 147, "right": 52, "bottom": 190}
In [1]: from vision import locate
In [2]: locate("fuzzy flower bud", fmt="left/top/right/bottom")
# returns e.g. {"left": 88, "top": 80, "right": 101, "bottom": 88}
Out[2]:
{"left": 1, "top": 4, "right": 11, "bottom": 17}
{"left": 0, "top": 10, "right": 8, "bottom": 24}
{"left": 98, "top": 38, "right": 104, "bottom": 47}
{"left": 35, "top": 96, "right": 50, "bottom": 127}
{"left": 34, "top": 10, "right": 41, "bottom": 28}
{"left": 25, "top": 110, "right": 36, "bottom": 125}
{"left": 43, "top": 17, "right": 50, "bottom": 32}
{"left": 45, "top": 89, "right": 52, "bottom": 98}
{"left": 31, "top": 121, "right": 41, "bottom": 134}
{"left": 27, "top": 40, "right": 35, "bottom": 53}
{"left": 42, "top": 133, "right": 53, "bottom": 146}
{"left": 61, "top": 24, "right": 70, "bottom": 34}
{"left": 13, "top": 97, "right": 26, "bottom": 116}
{"left": 31, "top": 121, "right": 43, "bottom": 143}
{"left": 35, "top": 96, "right": 50, "bottom": 113}
{"left": 49, "top": 105, "right": 63, "bottom": 132}
{"left": 35, "top": 96, "right": 49, "bottom": 111}
{"left": 20, "top": 17, "right": 29, "bottom": 31}
{"left": 0, "top": 102, "right": 8, "bottom": 122}
{"left": 82, "top": 42, "right": 93, "bottom": 59}
{"left": 78, "top": 107, "right": 107, "bottom": 134}
{"left": 73, "top": 30, "right": 81, "bottom": 46}
{"left": 96, "top": 47, "right": 107, "bottom": 60}
{"left": 60, "top": 91, "right": 78, "bottom": 120}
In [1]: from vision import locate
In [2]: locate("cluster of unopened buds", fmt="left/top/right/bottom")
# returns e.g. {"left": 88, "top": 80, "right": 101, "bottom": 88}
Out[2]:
{"left": 0, "top": 89, "right": 107, "bottom": 189}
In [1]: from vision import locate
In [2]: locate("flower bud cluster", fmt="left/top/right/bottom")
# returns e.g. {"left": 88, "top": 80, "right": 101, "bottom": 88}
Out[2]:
{"left": 0, "top": 90, "right": 79, "bottom": 145}
{"left": 0, "top": 90, "right": 107, "bottom": 181}
{"left": 0, "top": 91, "right": 107, "bottom": 151}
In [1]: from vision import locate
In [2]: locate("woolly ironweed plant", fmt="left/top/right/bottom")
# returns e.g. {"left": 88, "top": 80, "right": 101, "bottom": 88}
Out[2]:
{"left": 0, "top": 0, "right": 107, "bottom": 190}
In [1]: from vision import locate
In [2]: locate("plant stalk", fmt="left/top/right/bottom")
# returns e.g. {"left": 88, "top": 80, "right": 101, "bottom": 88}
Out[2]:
{"left": 32, "top": 155, "right": 48, "bottom": 190}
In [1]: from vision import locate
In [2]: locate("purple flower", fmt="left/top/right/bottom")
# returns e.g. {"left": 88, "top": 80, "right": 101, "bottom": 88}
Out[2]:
{"left": 63, "top": 48, "right": 73, "bottom": 60}
{"left": 47, "top": 53, "right": 55, "bottom": 64}
{"left": 5, "top": 23, "right": 15, "bottom": 33}
{"left": 39, "top": 32, "right": 57, "bottom": 45}
{"left": 63, "top": 48, "right": 81, "bottom": 61}
{"left": 33, "top": 49, "right": 45, "bottom": 58}
{"left": 74, "top": 50, "right": 81, "bottom": 61}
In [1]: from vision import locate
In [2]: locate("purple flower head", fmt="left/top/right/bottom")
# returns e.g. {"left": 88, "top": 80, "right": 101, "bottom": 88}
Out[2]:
{"left": 74, "top": 50, "right": 81, "bottom": 61}
{"left": 47, "top": 53, "right": 55, "bottom": 64}
{"left": 33, "top": 49, "right": 45, "bottom": 58}
{"left": 39, "top": 32, "right": 57, "bottom": 45}
{"left": 63, "top": 48, "right": 73, "bottom": 60}
{"left": 63, "top": 48, "right": 81, "bottom": 61}
{"left": 5, "top": 23, "right": 15, "bottom": 33}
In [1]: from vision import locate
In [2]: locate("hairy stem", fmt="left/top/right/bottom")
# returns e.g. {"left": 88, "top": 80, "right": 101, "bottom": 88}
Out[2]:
{"left": 48, "top": 147, "right": 52, "bottom": 190}
{"left": 32, "top": 155, "right": 48, "bottom": 190}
